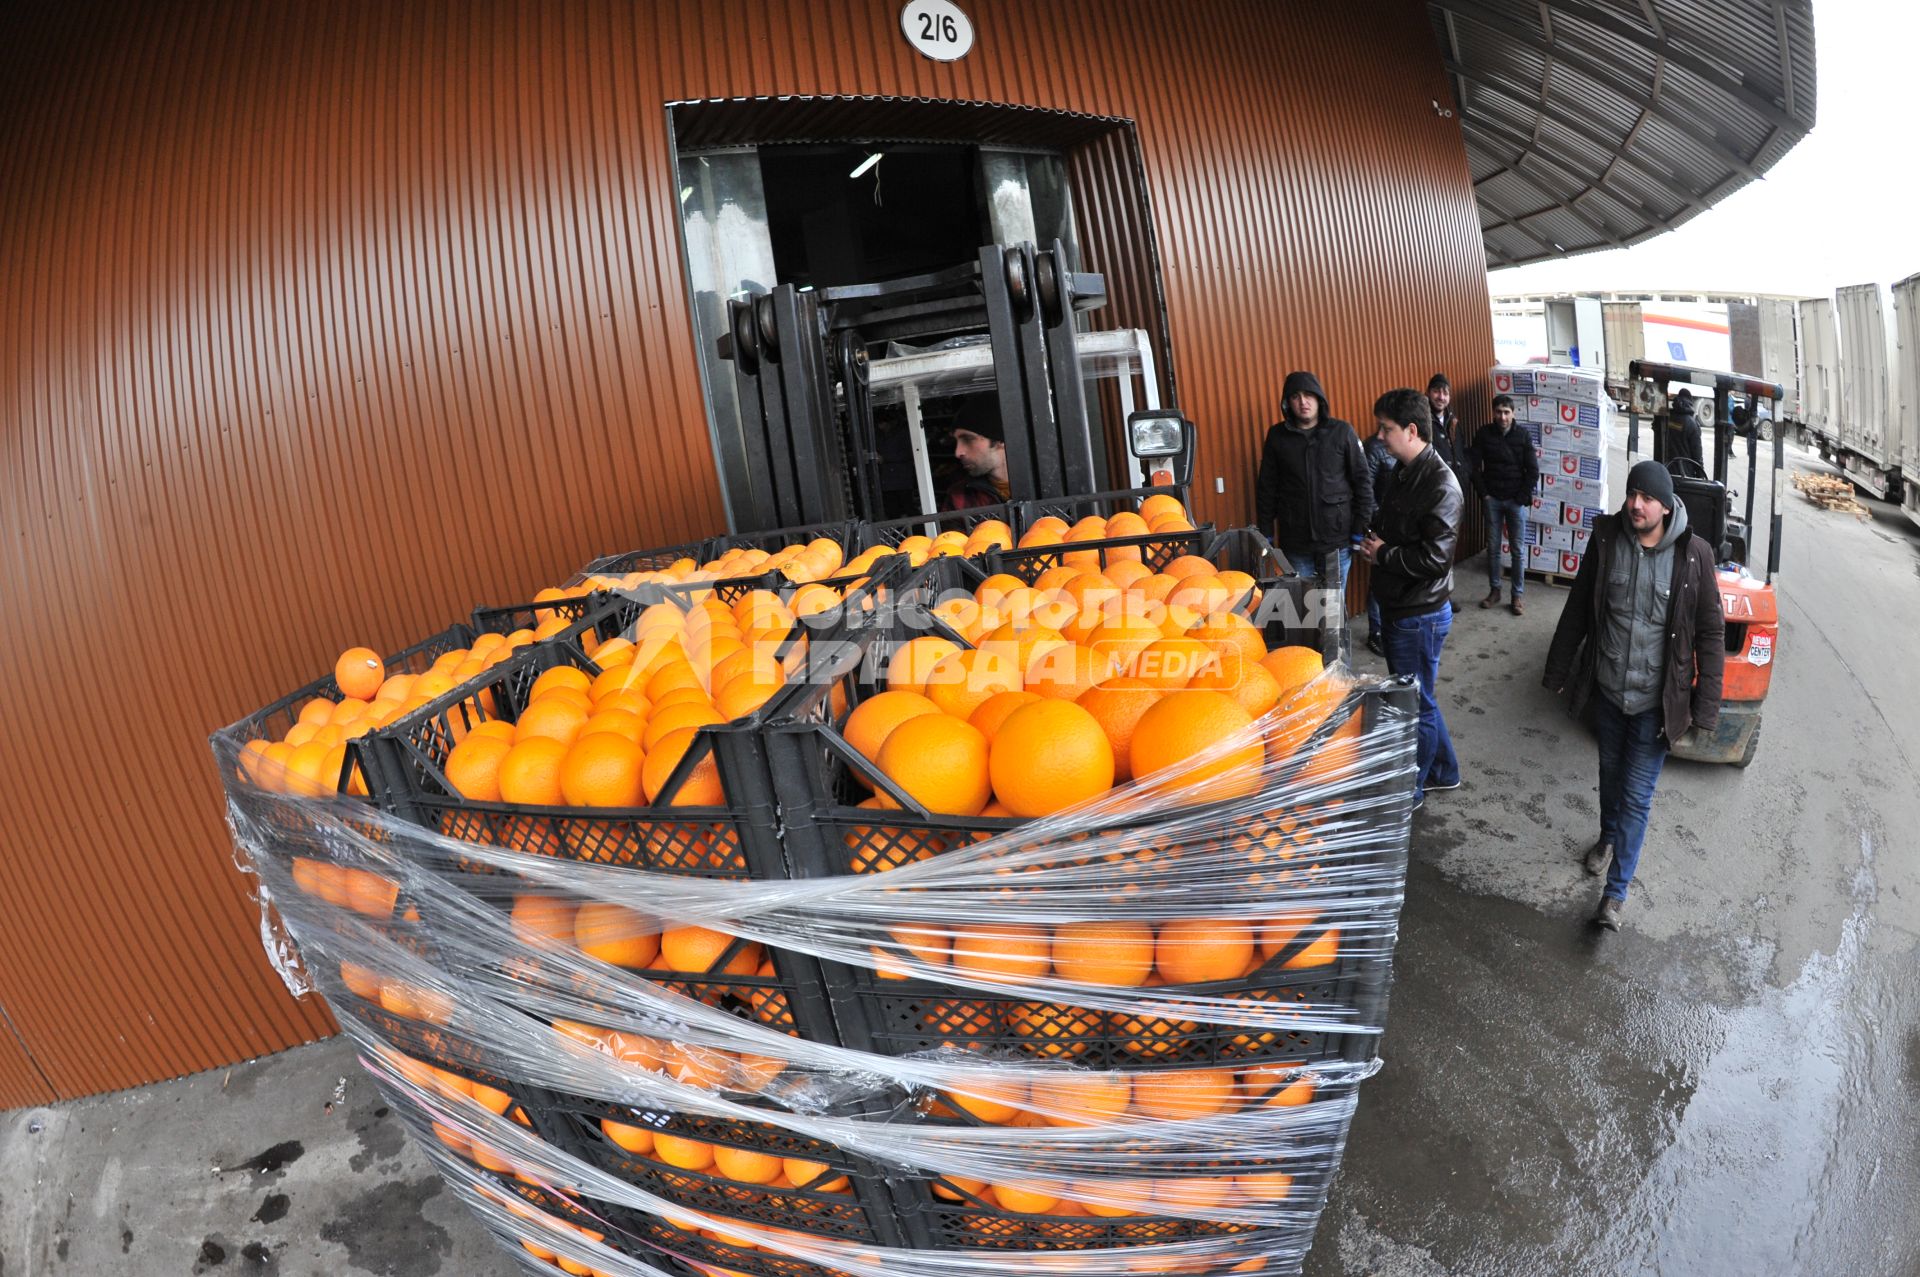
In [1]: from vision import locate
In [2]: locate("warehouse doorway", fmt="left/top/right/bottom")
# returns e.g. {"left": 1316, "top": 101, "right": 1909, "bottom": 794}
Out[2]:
{"left": 670, "top": 97, "right": 1170, "bottom": 529}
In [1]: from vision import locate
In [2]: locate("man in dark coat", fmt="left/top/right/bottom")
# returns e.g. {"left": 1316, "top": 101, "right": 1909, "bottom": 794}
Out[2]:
{"left": 941, "top": 395, "right": 1011, "bottom": 510}
{"left": 1470, "top": 393, "right": 1540, "bottom": 615}
{"left": 1543, "top": 460, "right": 1725, "bottom": 931}
{"left": 1661, "top": 389, "right": 1706, "bottom": 474}
{"left": 1254, "top": 371, "right": 1372, "bottom": 603}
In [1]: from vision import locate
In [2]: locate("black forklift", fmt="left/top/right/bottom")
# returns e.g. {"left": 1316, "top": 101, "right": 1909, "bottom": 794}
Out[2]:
{"left": 1626, "top": 359, "right": 1784, "bottom": 767}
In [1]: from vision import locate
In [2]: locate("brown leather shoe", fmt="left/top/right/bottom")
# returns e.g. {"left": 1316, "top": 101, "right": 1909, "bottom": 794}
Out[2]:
{"left": 1594, "top": 896, "right": 1623, "bottom": 931}
{"left": 1582, "top": 839, "right": 1613, "bottom": 875}
{"left": 1479, "top": 589, "right": 1501, "bottom": 609}
{"left": 1510, "top": 596, "right": 1525, "bottom": 616}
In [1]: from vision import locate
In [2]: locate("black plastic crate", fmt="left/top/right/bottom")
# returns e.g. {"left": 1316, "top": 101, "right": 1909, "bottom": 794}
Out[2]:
{"left": 574, "top": 535, "right": 722, "bottom": 584}
{"left": 1013, "top": 484, "right": 1197, "bottom": 530}
{"left": 857, "top": 502, "right": 1017, "bottom": 549}
{"left": 982, "top": 527, "right": 1210, "bottom": 581}
{"left": 752, "top": 563, "right": 1409, "bottom": 1071}
{"left": 220, "top": 623, "right": 482, "bottom": 799}
{"left": 539, "top": 1092, "right": 911, "bottom": 1247}
{"left": 580, "top": 518, "right": 860, "bottom": 584}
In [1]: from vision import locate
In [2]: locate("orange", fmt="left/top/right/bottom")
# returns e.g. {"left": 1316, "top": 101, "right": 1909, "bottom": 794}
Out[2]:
{"left": 1104, "top": 559, "right": 1153, "bottom": 590}
{"left": 578, "top": 709, "right": 647, "bottom": 744}
{"left": 950, "top": 924, "right": 1051, "bottom": 984}
{"left": 969, "top": 690, "right": 1043, "bottom": 742}
{"left": 1216, "top": 569, "right": 1261, "bottom": 611}
{"left": 497, "top": 738, "right": 570, "bottom": 805}
{"left": 1052, "top": 920, "right": 1154, "bottom": 987}
{"left": 784, "top": 1158, "right": 850, "bottom": 1192}
{"left": 513, "top": 698, "right": 588, "bottom": 747}
{"left": 642, "top": 701, "right": 724, "bottom": 752}
{"left": 335, "top": 648, "right": 385, "bottom": 700}
{"left": 511, "top": 894, "right": 579, "bottom": 947}
{"left": 1155, "top": 918, "right": 1256, "bottom": 984}
{"left": 712, "top": 1145, "right": 783, "bottom": 1185}
{"left": 1129, "top": 690, "right": 1263, "bottom": 803}
{"left": 1189, "top": 615, "right": 1268, "bottom": 671}
{"left": 1234, "top": 1171, "right": 1295, "bottom": 1203}
{"left": 531, "top": 666, "right": 593, "bottom": 702}
{"left": 659, "top": 924, "right": 761, "bottom": 975}
{"left": 641, "top": 727, "right": 724, "bottom": 805}
{"left": 1028, "top": 1071, "right": 1133, "bottom": 1126}
{"left": 1130, "top": 1067, "right": 1238, "bottom": 1120}
{"left": 1083, "top": 616, "right": 1162, "bottom": 671}
{"left": 1023, "top": 643, "right": 1110, "bottom": 701}
{"left": 991, "top": 1182, "right": 1061, "bottom": 1214}
{"left": 558, "top": 733, "right": 646, "bottom": 807}
{"left": 876, "top": 715, "right": 992, "bottom": 817}
{"left": 924, "top": 647, "right": 1024, "bottom": 721}
{"left": 887, "top": 636, "right": 963, "bottom": 695}
{"left": 988, "top": 700, "right": 1114, "bottom": 818}
{"left": 601, "top": 1117, "right": 655, "bottom": 1154}
{"left": 574, "top": 903, "right": 660, "bottom": 968}
{"left": 1106, "top": 511, "right": 1151, "bottom": 539}
{"left": 646, "top": 660, "right": 704, "bottom": 702}
{"left": 1258, "top": 646, "right": 1324, "bottom": 698}
{"left": 653, "top": 1134, "right": 715, "bottom": 1171}
{"left": 841, "top": 690, "right": 941, "bottom": 774}
{"left": 715, "top": 671, "right": 783, "bottom": 720}
{"left": 1266, "top": 674, "right": 1350, "bottom": 764}
{"left": 593, "top": 689, "right": 651, "bottom": 722}
{"left": 1138, "top": 494, "right": 1185, "bottom": 522}
{"left": 1131, "top": 636, "right": 1219, "bottom": 689}
{"left": 1187, "top": 659, "right": 1283, "bottom": 718}
{"left": 1258, "top": 912, "right": 1318, "bottom": 958}
{"left": 1073, "top": 678, "right": 1164, "bottom": 782}
{"left": 962, "top": 520, "right": 1014, "bottom": 555}
{"left": 445, "top": 735, "right": 512, "bottom": 801}
{"left": 946, "top": 1073, "right": 1029, "bottom": 1124}
{"left": 1242, "top": 1063, "right": 1316, "bottom": 1108}
{"left": 648, "top": 685, "right": 715, "bottom": 715}
{"left": 1152, "top": 1176, "right": 1236, "bottom": 1215}
{"left": 1284, "top": 926, "right": 1340, "bottom": 969}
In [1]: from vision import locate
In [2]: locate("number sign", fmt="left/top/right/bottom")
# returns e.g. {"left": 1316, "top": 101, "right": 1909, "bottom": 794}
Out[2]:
{"left": 902, "top": 0, "right": 973, "bottom": 61}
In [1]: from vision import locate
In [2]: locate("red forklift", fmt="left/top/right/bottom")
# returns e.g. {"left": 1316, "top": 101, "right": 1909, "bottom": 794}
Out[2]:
{"left": 1627, "top": 359, "right": 1784, "bottom": 767}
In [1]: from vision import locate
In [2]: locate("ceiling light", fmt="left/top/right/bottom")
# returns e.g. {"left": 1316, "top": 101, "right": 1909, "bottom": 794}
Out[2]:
{"left": 849, "top": 152, "right": 882, "bottom": 179}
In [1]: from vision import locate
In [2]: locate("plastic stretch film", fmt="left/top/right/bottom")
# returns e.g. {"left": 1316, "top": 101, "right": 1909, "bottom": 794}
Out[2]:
{"left": 213, "top": 548, "right": 1416, "bottom": 1277}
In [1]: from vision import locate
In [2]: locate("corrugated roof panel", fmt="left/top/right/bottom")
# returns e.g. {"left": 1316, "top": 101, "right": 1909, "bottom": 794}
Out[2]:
{"left": 1433, "top": 0, "right": 1816, "bottom": 267}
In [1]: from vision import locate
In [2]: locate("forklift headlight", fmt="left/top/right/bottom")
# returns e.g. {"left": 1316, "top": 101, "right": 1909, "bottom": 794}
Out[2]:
{"left": 1128, "top": 411, "right": 1188, "bottom": 459}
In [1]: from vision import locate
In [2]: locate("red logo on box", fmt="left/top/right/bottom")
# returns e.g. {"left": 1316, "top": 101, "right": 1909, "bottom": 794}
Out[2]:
{"left": 1559, "top": 403, "right": 1578, "bottom": 424}
{"left": 1557, "top": 454, "right": 1580, "bottom": 475}
{"left": 1494, "top": 372, "right": 1513, "bottom": 393}
{"left": 1561, "top": 551, "right": 1581, "bottom": 574}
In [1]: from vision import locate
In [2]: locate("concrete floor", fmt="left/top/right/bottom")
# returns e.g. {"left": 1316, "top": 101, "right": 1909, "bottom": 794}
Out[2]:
{"left": 4, "top": 448, "right": 1917, "bottom": 1277}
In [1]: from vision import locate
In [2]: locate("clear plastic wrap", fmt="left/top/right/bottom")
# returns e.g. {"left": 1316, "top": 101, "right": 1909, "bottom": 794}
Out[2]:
{"left": 212, "top": 551, "right": 1416, "bottom": 1277}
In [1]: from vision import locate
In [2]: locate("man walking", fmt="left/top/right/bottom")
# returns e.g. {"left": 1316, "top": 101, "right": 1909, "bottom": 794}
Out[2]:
{"left": 1471, "top": 393, "right": 1539, "bottom": 614}
{"left": 1255, "top": 370, "right": 1372, "bottom": 605}
{"left": 1543, "top": 460, "right": 1725, "bottom": 930}
{"left": 1359, "top": 389, "right": 1463, "bottom": 805}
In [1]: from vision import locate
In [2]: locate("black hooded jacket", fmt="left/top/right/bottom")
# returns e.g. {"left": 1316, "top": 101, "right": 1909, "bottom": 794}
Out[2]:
{"left": 1254, "top": 371, "right": 1373, "bottom": 555}
{"left": 1662, "top": 399, "right": 1705, "bottom": 472}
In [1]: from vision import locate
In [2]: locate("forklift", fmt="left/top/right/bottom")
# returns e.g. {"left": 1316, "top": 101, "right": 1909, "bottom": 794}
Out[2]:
{"left": 716, "top": 238, "right": 1193, "bottom": 529}
{"left": 1626, "top": 359, "right": 1784, "bottom": 767}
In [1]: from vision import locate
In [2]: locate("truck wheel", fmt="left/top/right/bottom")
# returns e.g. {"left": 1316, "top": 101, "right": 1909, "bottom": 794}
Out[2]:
{"left": 1736, "top": 721, "right": 1761, "bottom": 769}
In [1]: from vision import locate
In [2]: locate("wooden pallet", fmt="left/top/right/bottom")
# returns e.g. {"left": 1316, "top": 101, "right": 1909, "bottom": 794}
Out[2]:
{"left": 1524, "top": 567, "right": 1577, "bottom": 588}
{"left": 1792, "top": 471, "right": 1872, "bottom": 520}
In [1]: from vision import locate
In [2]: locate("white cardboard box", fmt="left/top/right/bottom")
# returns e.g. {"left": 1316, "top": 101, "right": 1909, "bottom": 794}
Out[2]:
{"left": 1541, "top": 448, "right": 1605, "bottom": 481}
{"left": 1536, "top": 523, "right": 1574, "bottom": 553}
{"left": 1538, "top": 472, "right": 1601, "bottom": 503}
{"left": 1523, "top": 394, "right": 1560, "bottom": 425}
{"left": 1539, "top": 419, "right": 1608, "bottom": 456}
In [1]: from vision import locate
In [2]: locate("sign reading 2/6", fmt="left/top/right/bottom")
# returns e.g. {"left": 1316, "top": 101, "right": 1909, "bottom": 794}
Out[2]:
{"left": 901, "top": 0, "right": 974, "bottom": 61}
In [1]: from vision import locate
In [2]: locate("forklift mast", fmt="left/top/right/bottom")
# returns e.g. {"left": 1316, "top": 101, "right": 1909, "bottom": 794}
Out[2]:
{"left": 718, "top": 239, "right": 1111, "bottom": 532}
{"left": 1627, "top": 358, "right": 1784, "bottom": 584}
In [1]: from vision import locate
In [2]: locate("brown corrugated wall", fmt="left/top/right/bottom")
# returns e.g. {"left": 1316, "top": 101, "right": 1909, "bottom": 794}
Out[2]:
{"left": 0, "top": 0, "right": 1493, "bottom": 1101}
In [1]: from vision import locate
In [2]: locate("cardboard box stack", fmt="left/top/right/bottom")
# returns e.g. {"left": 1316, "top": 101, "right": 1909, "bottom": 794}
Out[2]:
{"left": 1489, "top": 365, "right": 1614, "bottom": 578}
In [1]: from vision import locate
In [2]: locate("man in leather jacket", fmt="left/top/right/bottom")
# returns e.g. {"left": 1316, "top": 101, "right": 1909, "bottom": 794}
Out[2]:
{"left": 1358, "top": 388, "right": 1465, "bottom": 805}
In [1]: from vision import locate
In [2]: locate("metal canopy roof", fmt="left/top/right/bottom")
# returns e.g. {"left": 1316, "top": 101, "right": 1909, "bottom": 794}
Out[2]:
{"left": 1430, "top": 0, "right": 1816, "bottom": 268}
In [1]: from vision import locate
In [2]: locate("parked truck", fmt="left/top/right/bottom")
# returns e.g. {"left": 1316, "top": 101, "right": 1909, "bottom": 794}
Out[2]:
{"left": 1794, "top": 283, "right": 1909, "bottom": 508}
{"left": 1896, "top": 274, "right": 1920, "bottom": 530}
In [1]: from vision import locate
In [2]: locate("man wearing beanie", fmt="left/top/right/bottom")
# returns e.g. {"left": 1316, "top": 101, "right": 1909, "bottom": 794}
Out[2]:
{"left": 1543, "top": 460, "right": 1724, "bottom": 930}
{"left": 942, "top": 394, "right": 1012, "bottom": 510}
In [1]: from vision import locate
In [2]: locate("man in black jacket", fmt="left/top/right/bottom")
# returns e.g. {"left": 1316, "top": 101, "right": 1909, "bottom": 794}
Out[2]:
{"left": 1470, "top": 394, "right": 1540, "bottom": 615}
{"left": 1543, "top": 461, "right": 1725, "bottom": 931}
{"left": 1359, "top": 388, "right": 1464, "bottom": 805}
{"left": 1254, "top": 371, "right": 1372, "bottom": 605}
{"left": 1661, "top": 389, "right": 1706, "bottom": 473}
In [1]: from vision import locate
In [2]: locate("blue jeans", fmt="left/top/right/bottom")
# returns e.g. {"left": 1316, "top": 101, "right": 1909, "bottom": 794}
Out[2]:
{"left": 1381, "top": 605, "right": 1460, "bottom": 793}
{"left": 1285, "top": 547, "right": 1350, "bottom": 624}
{"left": 1590, "top": 694, "right": 1669, "bottom": 901}
{"left": 1485, "top": 498, "right": 1528, "bottom": 595}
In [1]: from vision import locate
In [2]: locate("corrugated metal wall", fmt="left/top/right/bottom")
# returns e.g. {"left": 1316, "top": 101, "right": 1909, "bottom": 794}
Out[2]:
{"left": 0, "top": 0, "right": 1493, "bottom": 1101}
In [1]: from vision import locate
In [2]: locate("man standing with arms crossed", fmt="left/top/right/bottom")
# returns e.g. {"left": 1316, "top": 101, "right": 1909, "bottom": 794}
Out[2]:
{"left": 1543, "top": 461, "right": 1724, "bottom": 930}
{"left": 1358, "top": 389, "right": 1463, "bottom": 806}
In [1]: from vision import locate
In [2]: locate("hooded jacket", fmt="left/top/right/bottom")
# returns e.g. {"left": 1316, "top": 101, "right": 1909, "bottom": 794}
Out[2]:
{"left": 1254, "top": 371, "right": 1373, "bottom": 555}
{"left": 1543, "top": 500, "right": 1725, "bottom": 743}
{"left": 1662, "top": 400, "right": 1705, "bottom": 472}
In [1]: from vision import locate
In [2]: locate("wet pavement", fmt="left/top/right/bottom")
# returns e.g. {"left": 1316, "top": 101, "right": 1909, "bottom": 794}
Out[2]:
{"left": 3, "top": 451, "right": 1917, "bottom": 1277}
{"left": 1309, "top": 451, "right": 1920, "bottom": 1277}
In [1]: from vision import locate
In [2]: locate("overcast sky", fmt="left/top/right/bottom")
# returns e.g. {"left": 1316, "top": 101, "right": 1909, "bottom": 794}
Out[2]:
{"left": 1487, "top": 0, "right": 1918, "bottom": 300}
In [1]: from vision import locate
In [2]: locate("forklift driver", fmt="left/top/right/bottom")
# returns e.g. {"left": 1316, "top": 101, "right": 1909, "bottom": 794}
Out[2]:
{"left": 943, "top": 395, "right": 1012, "bottom": 510}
